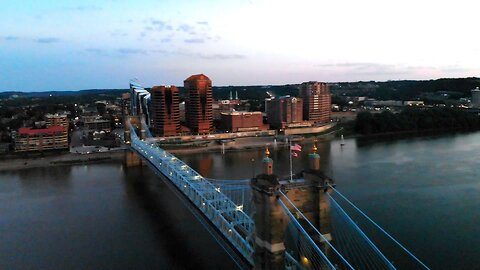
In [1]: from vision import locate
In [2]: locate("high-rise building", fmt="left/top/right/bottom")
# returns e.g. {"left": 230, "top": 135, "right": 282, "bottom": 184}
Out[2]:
{"left": 471, "top": 87, "right": 480, "bottom": 108}
{"left": 184, "top": 74, "right": 213, "bottom": 134}
{"left": 299, "top": 81, "right": 331, "bottom": 123}
{"left": 151, "top": 85, "right": 180, "bottom": 136}
{"left": 266, "top": 96, "right": 304, "bottom": 129}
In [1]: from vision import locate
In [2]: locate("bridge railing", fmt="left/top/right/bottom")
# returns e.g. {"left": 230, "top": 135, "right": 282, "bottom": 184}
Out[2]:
{"left": 128, "top": 121, "right": 255, "bottom": 265}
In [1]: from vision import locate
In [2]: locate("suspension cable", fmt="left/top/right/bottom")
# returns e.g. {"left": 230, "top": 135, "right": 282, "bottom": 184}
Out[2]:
{"left": 277, "top": 198, "right": 336, "bottom": 269}
{"left": 279, "top": 191, "right": 355, "bottom": 270}
{"left": 327, "top": 193, "right": 396, "bottom": 270}
{"left": 328, "top": 185, "right": 431, "bottom": 270}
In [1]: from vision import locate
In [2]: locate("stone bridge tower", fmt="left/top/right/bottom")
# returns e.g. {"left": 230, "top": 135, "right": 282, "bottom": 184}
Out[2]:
{"left": 251, "top": 145, "right": 333, "bottom": 269}
{"left": 124, "top": 115, "right": 145, "bottom": 167}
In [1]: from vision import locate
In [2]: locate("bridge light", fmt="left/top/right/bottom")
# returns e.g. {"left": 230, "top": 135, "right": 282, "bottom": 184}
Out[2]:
{"left": 215, "top": 187, "right": 221, "bottom": 192}
{"left": 228, "top": 229, "right": 232, "bottom": 233}
{"left": 236, "top": 205, "right": 243, "bottom": 211}
{"left": 150, "top": 156, "right": 153, "bottom": 159}
{"left": 301, "top": 256, "right": 310, "bottom": 266}
{"left": 202, "top": 202, "right": 205, "bottom": 206}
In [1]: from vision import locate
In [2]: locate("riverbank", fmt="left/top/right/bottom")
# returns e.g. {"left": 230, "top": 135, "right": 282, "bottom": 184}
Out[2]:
{"left": 0, "top": 150, "right": 126, "bottom": 172}
{"left": 346, "top": 127, "right": 478, "bottom": 141}
{"left": 166, "top": 129, "right": 339, "bottom": 155}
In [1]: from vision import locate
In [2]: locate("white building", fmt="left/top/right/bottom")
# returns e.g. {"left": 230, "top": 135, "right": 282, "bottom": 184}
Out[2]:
{"left": 471, "top": 87, "right": 480, "bottom": 108}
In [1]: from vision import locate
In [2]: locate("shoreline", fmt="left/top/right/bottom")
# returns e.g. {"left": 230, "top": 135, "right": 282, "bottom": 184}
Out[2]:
{"left": 3, "top": 127, "right": 471, "bottom": 170}
{"left": 345, "top": 127, "right": 478, "bottom": 140}
{"left": 0, "top": 150, "right": 126, "bottom": 172}
{"left": 167, "top": 131, "right": 338, "bottom": 155}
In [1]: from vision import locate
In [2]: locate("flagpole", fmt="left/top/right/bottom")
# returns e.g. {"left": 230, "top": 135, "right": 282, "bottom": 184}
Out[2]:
{"left": 289, "top": 138, "right": 293, "bottom": 182}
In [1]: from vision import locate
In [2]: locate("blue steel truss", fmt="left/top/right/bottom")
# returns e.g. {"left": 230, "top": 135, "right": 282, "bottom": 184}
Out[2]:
{"left": 128, "top": 120, "right": 255, "bottom": 265}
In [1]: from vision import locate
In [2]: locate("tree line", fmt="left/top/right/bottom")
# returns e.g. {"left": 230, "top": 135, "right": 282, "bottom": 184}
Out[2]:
{"left": 355, "top": 108, "right": 480, "bottom": 135}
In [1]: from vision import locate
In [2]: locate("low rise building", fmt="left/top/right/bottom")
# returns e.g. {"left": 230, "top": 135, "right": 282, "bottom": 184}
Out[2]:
{"left": 45, "top": 113, "right": 69, "bottom": 134}
{"left": 83, "top": 116, "right": 111, "bottom": 133}
{"left": 220, "top": 111, "right": 266, "bottom": 132}
{"left": 364, "top": 99, "right": 403, "bottom": 107}
{"left": 404, "top": 101, "right": 425, "bottom": 106}
{"left": 14, "top": 126, "right": 68, "bottom": 152}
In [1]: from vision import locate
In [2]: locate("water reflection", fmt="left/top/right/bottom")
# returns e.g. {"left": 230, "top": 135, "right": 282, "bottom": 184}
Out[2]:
{"left": 178, "top": 141, "right": 333, "bottom": 181}
{"left": 122, "top": 165, "right": 240, "bottom": 270}
{"left": 17, "top": 166, "right": 73, "bottom": 192}
{"left": 0, "top": 163, "right": 239, "bottom": 270}
{"left": 177, "top": 132, "right": 480, "bottom": 269}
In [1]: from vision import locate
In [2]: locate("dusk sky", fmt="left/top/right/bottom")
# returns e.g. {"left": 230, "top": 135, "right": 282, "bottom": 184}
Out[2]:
{"left": 1, "top": 0, "right": 479, "bottom": 91}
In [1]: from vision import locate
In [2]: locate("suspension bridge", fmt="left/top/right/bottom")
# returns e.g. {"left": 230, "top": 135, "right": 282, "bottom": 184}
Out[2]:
{"left": 124, "top": 111, "right": 430, "bottom": 269}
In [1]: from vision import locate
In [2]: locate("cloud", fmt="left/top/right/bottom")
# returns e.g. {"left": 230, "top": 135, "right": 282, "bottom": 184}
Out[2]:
{"left": 85, "top": 48, "right": 105, "bottom": 54}
{"left": 314, "top": 62, "right": 404, "bottom": 74}
{"left": 184, "top": 38, "right": 204, "bottom": 44}
{"left": 111, "top": 31, "right": 128, "bottom": 37}
{"left": 35, "top": 37, "right": 61, "bottom": 44}
{"left": 313, "top": 62, "right": 477, "bottom": 80}
{"left": 197, "top": 53, "right": 245, "bottom": 60}
{"left": 66, "top": 5, "right": 102, "bottom": 12}
{"left": 149, "top": 19, "right": 173, "bottom": 32}
{"left": 177, "top": 24, "right": 195, "bottom": 34}
{"left": 142, "top": 19, "right": 213, "bottom": 42}
{"left": 3, "top": 36, "right": 19, "bottom": 41}
{"left": 151, "top": 49, "right": 168, "bottom": 54}
{"left": 117, "top": 48, "right": 148, "bottom": 55}
{"left": 150, "top": 49, "right": 245, "bottom": 60}
{"left": 84, "top": 48, "right": 149, "bottom": 57}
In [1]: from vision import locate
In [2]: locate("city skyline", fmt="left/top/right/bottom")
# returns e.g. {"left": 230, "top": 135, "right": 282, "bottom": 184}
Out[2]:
{"left": 1, "top": 0, "right": 479, "bottom": 92}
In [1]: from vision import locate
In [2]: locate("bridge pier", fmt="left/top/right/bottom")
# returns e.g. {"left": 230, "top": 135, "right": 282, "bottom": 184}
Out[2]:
{"left": 124, "top": 150, "right": 143, "bottom": 167}
{"left": 251, "top": 145, "right": 333, "bottom": 269}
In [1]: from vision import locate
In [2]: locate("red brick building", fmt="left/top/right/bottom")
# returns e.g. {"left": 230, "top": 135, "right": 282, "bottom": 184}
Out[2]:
{"left": 220, "top": 111, "right": 266, "bottom": 132}
{"left": 15, "top": 126, "right": 68, "bottom": 152}
{"left": 299, "top": 81, "right": 331, "bottom": 123}
{"left": 184, "top": 74, "right": 213, "bottom": 134}
{"left": 266, "top": 96, "right": 305, "bottom": 129}
{"left": 151, "top": 85, "right": 180, "bottom": 136}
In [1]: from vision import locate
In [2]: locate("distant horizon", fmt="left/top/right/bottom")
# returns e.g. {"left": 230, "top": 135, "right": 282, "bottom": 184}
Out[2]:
{"left": 1, "top": 76, "right": 479, "bottom": 93}
{"left": 2, "top": 0, "right": 479, "bottom": 92}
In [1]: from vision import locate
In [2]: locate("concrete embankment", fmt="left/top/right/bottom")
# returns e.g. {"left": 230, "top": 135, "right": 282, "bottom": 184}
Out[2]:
{"left": 0, "top": 150, "right": 126, "bottom": 172}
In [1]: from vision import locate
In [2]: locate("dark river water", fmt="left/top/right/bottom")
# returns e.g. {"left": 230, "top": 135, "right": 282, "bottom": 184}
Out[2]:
{"left": 1, "top": 132, "right": 480, "bottom": 269}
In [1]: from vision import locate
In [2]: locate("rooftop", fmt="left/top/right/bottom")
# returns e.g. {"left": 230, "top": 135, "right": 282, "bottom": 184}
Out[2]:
{"left": 221, "top": 111, "right": 262, "bottom": 116}
{"left": 184, "top": 74, "right": 211, "bottom": 82}
{"left": 18, "top": 126, "right": 65, "bottom": 136}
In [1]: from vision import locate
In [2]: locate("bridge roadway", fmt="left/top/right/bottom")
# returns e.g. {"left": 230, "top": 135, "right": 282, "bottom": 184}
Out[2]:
{"left": 128, "top": 121, "right": 255, "bottom": 269}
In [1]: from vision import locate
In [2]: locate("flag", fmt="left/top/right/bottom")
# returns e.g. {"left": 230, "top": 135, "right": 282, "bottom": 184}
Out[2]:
{"left": 291, "top": 143, "right": 302, "bottom": 152}
{"left": 291, "top": 152, "right": 298, "bottom": 157}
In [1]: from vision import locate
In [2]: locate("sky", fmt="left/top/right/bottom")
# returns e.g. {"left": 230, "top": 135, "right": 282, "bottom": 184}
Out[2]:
{"left": 1, "top": 0, "right": 479, "bottom": 91}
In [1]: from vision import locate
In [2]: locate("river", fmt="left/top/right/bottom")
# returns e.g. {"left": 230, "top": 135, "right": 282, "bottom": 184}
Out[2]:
{"left": 1, "top": 132, "right": 480, "bottom": 269}
{"left": 178, "top": 131, "right": 480, "bottom": 270}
